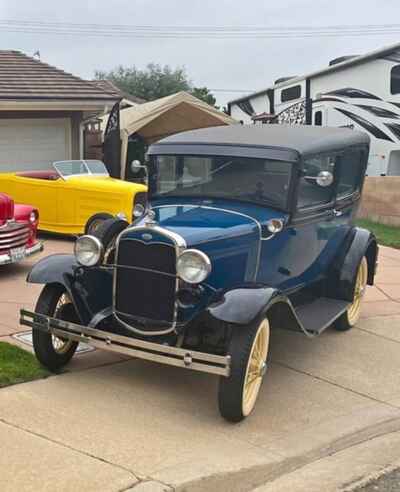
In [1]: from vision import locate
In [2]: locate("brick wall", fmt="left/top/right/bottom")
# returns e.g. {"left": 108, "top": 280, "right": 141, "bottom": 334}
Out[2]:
{"left": 358, "top": 177, "right": 400, "bottom": 226}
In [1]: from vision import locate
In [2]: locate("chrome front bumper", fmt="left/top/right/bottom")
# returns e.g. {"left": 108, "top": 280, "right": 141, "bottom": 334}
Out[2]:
{"left": 0, "top": 242, "right": 43, "bottom": 266}
{"left": 20, "top": 310, "right": 231, "bottom": 377}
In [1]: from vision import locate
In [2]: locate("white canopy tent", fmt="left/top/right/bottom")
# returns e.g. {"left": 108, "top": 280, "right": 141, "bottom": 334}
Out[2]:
{"left": 101, "top": 91, "right": 237, "bottom": 178}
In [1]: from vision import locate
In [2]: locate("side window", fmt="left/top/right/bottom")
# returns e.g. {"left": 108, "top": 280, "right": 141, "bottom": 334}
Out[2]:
{"left": 314, "top": 110, "right": 322, "bottom": 126}
{"left": 297, "top": 155, "right": 336, "bottom": 209}
{"left": 391, "top": 65, "right": 400, "bottom": 95}
{"left": 336, "top": 150, "right": 363, "bottom": 199}
{"left": 281, "top": 85, "right": 302, "bottom": 102}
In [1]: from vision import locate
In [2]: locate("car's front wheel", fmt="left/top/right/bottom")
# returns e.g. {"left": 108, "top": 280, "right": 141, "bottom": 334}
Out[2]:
{"left": 32, "top": 284, "right": 79, "bottom": 372}
{"left": 84, "top": 213, "right": 113, "bottom": 235}
{"left": 218, "top": 317, "right": 270, "bottom": 422}
{"left": 334, "top": 256, "right": 368, "bottom": 331}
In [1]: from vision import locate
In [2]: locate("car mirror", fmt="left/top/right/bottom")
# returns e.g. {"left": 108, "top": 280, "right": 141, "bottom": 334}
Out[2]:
{"left": 305, "top": 170, "right": 334, "bottom": 187}
{"left": 316, "top": 171, "right": 334, "bottom": 187}
{"left": 130, "top": 160, "right": 143, "bottom": 174}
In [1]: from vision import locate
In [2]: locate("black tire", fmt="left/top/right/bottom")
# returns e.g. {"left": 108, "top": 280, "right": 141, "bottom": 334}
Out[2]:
{"left": 91, "top": 218, "right": 129, "bottom": 263}
{"left": 84, "top": 213, "right": 113, "bottom": 235}
{"left": 218, "top": 317, "right": 270, "bottom": 423}
{"left": 333, "top": 256, "right": 368, "bottom": 332}
{"left": 32, "top": 284, "right": 79, "bottom": 372}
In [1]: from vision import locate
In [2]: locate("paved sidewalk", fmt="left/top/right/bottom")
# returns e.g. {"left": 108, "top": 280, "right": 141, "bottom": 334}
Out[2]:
{"left": 0, "top": 237, "right": 399, "bottom": 491}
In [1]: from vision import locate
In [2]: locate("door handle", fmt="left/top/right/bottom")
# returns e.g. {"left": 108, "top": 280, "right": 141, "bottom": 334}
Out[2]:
{"left": 333, "top": 209, "right": 343, "bottom": 217}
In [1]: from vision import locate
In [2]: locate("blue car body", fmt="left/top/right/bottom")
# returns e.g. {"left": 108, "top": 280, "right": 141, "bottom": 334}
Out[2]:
{"left": 21, "top": 125, "right": 379, "bottom": 421}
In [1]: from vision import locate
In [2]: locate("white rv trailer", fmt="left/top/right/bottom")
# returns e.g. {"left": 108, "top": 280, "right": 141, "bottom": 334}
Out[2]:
{"left": 228, "top": 42, "right": 400, "bottom": 176}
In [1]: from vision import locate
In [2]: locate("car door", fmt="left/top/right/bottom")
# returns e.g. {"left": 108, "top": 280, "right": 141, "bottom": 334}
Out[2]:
{"left": 303, "top": 147, "right": 368, "bottom": 275}
{"left": 9, "top": 175, "right": 61, "bottom": 230}
{"left": 261, "top": 152, "right": 343, "bottom": 293}
{"left": 259, "top": 154, "right": 337, "bottom": 291}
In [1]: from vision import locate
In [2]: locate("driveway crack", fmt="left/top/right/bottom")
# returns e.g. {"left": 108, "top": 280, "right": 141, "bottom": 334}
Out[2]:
{"left": 271, "top": 361, "right": 400, "bottom": 410}
{"left": 0, "top": 416, "right": 140, "bottom": 482}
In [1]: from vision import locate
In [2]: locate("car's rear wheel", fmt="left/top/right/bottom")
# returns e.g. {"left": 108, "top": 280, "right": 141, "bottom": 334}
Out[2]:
{"left": 218, "top": 317, "right": 270, "bottom": 422}
{"left": 84, "top": 213, "right": 113, "bottom": 235}
{"left": 334, "top": 256, "right": 368, "bottom": 331}
{"left": 32, "top": 284, "right": 79, "bottom": 372}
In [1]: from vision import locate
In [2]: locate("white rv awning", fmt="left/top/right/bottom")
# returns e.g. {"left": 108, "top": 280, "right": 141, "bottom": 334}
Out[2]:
{"left": 102, "top": 91, "right": 237, "bottom": 176}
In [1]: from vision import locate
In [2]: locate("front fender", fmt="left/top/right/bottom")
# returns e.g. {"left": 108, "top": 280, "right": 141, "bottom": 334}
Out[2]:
{"left": 207, "top": 285, "right": 282, "bottom": 326}
{"left": 27, "top": 254, "right": 78, "bottom": 284}
{"left": 27, "top": 255, "right": 113, "bottom": 325}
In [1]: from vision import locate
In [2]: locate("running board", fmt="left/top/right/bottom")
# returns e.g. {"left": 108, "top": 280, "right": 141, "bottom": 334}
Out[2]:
{"left": 20, "top": 310, "right": 231, "bottom": 377}
{"left": 296, "top": 297, "right": 349, "bottom": 336}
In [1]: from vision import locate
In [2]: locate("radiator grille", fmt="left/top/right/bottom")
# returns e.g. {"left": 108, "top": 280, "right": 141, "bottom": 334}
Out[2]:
{"left": 0, "top": 223, "right": 30, "bottom": 252}
{"left": 114, "top": 237, "right": 177, "bottom": 329}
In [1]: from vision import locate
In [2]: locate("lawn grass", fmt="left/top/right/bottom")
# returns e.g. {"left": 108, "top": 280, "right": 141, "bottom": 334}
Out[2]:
{"left": 0, "top": 341, "right": 49, "bottom": 388}
{"left": 356, "top": 218, "right": 400, "bottom": 249}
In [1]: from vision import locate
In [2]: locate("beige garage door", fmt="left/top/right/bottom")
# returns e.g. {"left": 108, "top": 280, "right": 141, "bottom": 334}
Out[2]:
{"left": 0, "top": 118, "right": 71, "bottom": 172}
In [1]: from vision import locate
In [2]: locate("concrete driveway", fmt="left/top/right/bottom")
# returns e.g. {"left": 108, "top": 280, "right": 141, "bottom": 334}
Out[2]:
{"left": 0, "top": 237, "right": 400, "bottom": 491}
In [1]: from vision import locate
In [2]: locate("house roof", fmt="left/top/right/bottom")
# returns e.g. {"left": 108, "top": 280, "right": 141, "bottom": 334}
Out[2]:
{"left": 0, "top": 50, "right": 118, "bottom": 101}
{"left": 150, "top": 124, "right": 370, "bottom": 158}
{"left": 228, "top": 41, "right": 400, "bottom": 107}
{"left": 92, "top": 80, "right": 145, "bottom": 104}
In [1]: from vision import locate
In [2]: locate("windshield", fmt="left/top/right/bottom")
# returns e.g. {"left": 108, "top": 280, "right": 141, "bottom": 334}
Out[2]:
{"left": 53, "top": 160, "right": 109, "bottom": 179}
{"left": 149, "top": 155, "right": 293, "bottom": 209}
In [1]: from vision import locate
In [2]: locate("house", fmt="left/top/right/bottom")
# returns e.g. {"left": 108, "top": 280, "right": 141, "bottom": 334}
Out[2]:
{"left": 228, "top": 42, "right": 400, "bottom": 176}
{"left": 0, "top": 50, "right": 118, "bottom": 172}
{"left": 92, "top": 79, "right": 145, "bottom": 108}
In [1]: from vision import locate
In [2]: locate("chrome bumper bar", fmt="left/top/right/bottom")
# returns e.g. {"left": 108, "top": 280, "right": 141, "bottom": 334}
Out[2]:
{"left": 20, "top": 310, "right": 231, "bottom": 377}
{"left": 0, "top": 242, "right": 43, "bottom": 265}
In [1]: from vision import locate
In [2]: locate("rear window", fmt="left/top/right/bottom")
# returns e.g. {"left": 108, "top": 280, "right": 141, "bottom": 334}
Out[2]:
{"left": 336, "top": 150, "right": 363, "bottom": 199}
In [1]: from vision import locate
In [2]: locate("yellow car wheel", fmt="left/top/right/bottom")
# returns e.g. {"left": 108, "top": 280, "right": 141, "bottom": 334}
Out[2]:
{"left": 218, "top": 317, "right": 270, "bottom": 422}
{"left": 334, "top": 257, "right": 368, "bottom": 331}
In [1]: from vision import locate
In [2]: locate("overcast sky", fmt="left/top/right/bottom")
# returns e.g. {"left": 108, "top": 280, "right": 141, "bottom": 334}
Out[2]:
{"left": 1, "top": 0, "right": 400, "bottom": 106}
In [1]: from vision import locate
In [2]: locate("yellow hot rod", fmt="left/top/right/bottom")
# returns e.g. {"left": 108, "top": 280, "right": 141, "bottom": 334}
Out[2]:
{"left": 0, "top": 160, "right": 147, "bottom": 235}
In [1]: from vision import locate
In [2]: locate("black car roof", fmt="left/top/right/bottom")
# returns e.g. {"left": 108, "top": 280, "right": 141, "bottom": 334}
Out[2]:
{"left": 149, "top": 124, "right": 370, "bottom": 158}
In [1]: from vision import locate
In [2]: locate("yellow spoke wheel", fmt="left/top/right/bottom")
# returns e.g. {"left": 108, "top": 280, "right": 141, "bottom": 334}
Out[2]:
{"left": 334, "top": 256, "right": 368, "bottom": 331}
{"left": 218, "top": 318, "right": 270, "bottom": 422}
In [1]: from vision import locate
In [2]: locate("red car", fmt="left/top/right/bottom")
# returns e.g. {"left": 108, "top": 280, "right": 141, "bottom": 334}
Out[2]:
{"left": 0, "top": 192, "right": 43, "bottom": 265}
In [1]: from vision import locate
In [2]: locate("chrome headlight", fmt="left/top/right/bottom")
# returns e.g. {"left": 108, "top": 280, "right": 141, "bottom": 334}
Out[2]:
{"left": 74, "top": 235, "right": 103, "bottom": 267}
{"left": 177, "top": 249, "right": 211, "bottom": 284}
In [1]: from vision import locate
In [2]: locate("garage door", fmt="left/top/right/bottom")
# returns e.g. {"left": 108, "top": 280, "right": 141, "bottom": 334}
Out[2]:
{"left": 0, "top": 118, "right": 71, "bottom": 172}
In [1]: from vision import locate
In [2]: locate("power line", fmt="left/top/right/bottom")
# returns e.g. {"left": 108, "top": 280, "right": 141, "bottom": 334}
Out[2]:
{"left": 3, "top": 19, "right": 400, "bottom": 32}
{"left": 1, "top": 19, "right": 400, "bottom": 39}
{"left": 210, "top": 89, "right": 256, "bottom": 93}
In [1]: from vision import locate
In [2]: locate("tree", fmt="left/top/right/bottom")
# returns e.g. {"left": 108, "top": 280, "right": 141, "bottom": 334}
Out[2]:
{"left": 95, "top": 63, "right": 217, "bottom": 107}
{"left": 190, "top": 87, "right": 217, "bottom": 107}
{"left": 95, "top": 63, "right": 190, "bottom": 102}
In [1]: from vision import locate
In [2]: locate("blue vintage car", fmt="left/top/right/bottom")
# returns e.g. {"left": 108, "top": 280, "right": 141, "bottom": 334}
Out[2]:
{"left": 21, "top": 125, "right": 378, "bottom": 422}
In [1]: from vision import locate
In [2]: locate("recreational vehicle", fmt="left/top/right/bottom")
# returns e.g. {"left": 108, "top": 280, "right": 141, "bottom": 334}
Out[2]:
{"left": 228, "top": 42, "right": 400, "bottom": 176}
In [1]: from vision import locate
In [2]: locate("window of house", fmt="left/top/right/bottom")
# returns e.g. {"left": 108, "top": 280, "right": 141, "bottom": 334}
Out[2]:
{"left": 297, "top": 155, "right": 336, "bottom": 209}
{"left": 281, "top": 85, "right": 302, "bottom": 102}
{"left": 336, "top": 150, "right": 363, "bottom": 199}
{"left": 390, "top": 65, "right": 400, "bottom": 95}
{"left": 314, "top": 111, "right": 323, "bottom": 126}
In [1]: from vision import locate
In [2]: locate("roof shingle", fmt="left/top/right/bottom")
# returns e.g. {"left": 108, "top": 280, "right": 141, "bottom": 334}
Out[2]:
{"left": 92, "top": 79, "right": 145, "bottom": 104}
{"left": 0, "top": 50, "right": 118, "bottom": 101}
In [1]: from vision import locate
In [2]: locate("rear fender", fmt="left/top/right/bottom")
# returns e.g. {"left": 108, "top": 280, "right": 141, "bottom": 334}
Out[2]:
{"left": 328, "top": 227, "right": 378, "bottom": 301}
{"left": 27, "top": 254, "right": 113, "bottom": 324}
